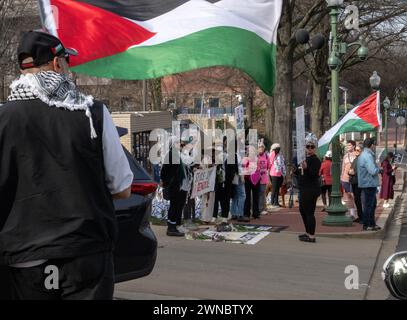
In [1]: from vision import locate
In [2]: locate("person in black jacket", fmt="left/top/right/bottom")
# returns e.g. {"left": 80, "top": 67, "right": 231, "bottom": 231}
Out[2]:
{"left": 160, "top": 137, "right": 191, "bottom": 237}
{"left": 0, "top": 31, "right": 133, "bottom": 300}
{"left": 213, "top": 136, "right": 238, "bottom": 231}
{"left": 294, "top": 134, "right": 321, "bottom": 243}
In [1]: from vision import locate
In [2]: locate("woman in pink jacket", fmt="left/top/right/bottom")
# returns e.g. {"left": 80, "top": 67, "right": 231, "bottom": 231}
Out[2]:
{"left": 257, "top": 144, "right": 270, "bottom": 215}
{"left": 269, "top": 143, "right": 286, "bottom": 208}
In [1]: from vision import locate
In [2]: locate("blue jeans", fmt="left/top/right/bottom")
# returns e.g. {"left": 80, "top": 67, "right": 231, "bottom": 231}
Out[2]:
{"left": 361, "top": 187, "right": 377, "bottom": 228}
{"left": 231, "top": 181, "right": 246, "bottom": 217}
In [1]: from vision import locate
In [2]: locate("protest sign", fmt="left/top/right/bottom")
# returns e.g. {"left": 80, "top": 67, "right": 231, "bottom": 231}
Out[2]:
{"left": 190, "top": 166, "right": 216, "bottom": 198}
{"left": 296, "top": 106, "right": 306, "bottom": 164}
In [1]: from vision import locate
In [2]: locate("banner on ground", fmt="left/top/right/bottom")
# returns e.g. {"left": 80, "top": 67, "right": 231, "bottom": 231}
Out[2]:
{"left": 186, "top": 230, "right": 270, "bottom": 245}
{"left": 190, "top": 166, "right": 216, "bottom": 199}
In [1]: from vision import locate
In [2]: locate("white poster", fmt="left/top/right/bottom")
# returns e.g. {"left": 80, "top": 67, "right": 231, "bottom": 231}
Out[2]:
{"left": 296, "top": 106, "right": 306, "bottom": 164}
{"left": 190, "top": 166, "right": 216, "bottom": 199}
{"left": 394, "top": 152, "right": 407, "bottom": 167}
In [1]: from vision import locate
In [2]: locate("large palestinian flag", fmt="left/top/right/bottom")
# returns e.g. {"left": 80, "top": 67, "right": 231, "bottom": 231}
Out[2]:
{"left": 318, "top": 91, "right": 382, "bottom": 156}
{"left": 38, "top": 0, "right": 282, "bottom": 95}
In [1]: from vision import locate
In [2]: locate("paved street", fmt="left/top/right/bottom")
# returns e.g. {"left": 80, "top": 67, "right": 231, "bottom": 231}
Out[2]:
{"left": 114, "top": 119, "right": 407, "bottom": 301}
{"left": 115, "top": 184, "right": 406, "bottom": 301}
{"left": 115, "top": 225, "right": 383, "bottom": 300}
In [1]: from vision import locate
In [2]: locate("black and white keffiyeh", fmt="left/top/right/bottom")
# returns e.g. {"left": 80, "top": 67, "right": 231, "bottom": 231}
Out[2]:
{"left": 8, "top": 71, "right": 97, "bottom": 139}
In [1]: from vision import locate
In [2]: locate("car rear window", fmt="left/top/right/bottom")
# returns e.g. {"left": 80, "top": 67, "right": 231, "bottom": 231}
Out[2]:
{"left": 123, "top": 147, "right": 153, "bottom": 181}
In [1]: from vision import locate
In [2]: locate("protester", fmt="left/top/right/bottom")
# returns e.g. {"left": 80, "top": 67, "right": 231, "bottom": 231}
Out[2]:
{"left": 319, "top": 150, "right": 333, "bottom": 211}
{"left": 269, "top": 143, "right": 286, "bottom": 208}
{"left": 357, "top": 138, "right": 382, "bottom": 231}
{"left": 181, "top": 138, "right": 200, "bottom": 231}
{"left": 340, "top": 140, "right": 357, "bottom": 218}
{"left": 0, "top": 31, "right": 133, "bottom": 300}
{"left": 161, "top": 136, "right": 192, "bottom": 237}
{"left": 153, "top": 163, "right": 161, "bottom": 183}
{"left": 231, "top": 139, "right": 248, "bottom": 222}
{"left": 294, "top": 134, "right": 321, "bottom": 243}
{"left": 257, "top": 143, "right": 270, "bottom": 215}
{"left": 380, "top": 152, "right": 397, "bottom": 208}
{"left": 348, "top": 144, "right": 363, "bottom": 223}
{"left": 213, "top": 137, "right": 236, "bottom": 231}
{"left": 243, "top": 145, "right": 261, "bottom": 220}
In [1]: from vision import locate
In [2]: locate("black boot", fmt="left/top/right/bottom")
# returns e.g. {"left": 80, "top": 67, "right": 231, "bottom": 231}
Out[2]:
{"left": 167, "top": 223, "right": 184, "bottom": 237}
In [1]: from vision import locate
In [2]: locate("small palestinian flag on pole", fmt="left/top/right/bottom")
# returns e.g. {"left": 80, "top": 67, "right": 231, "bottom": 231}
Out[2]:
{"left": 38, "top": 0, "right": 283, "bottom": 95}
{"left": 318, "top": 91, "right": 382, "bottom": 156}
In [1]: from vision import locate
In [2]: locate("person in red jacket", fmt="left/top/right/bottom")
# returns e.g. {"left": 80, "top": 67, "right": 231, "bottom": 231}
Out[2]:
{"left": 319, "top": 150, "right": 333, "bottom": 211}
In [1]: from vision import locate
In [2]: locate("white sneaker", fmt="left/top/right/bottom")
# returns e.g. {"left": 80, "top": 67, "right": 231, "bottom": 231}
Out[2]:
{"left": 261, "top": 211, "right": 268, "bottom": 215}
{"left": 183, "top": 220, "right": 200, "bottom": 231}
{"left": 177, "top": 226, "right": 188, "bottom": 233}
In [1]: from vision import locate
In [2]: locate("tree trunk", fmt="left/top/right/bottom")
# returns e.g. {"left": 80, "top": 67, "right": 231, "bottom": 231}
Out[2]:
{"left": 0, "top": 74, "right": 5, "bottom": 102}
{"left": 271, "top": 57, "right": 294, "bottom": 168}
{"left": 266, "top": 0, "right": 296, "bottom": 168}
{"left": 265, "top": 99, "right": 274, "bottom": 143}
{"left": 311, "top": 79, "right": 328, "bottom": 138}
{"left": 148, "top": 78, "right": 162, "bottom": 111}
{"left": 245, "top": 96, "right": 253, "bottom": 128}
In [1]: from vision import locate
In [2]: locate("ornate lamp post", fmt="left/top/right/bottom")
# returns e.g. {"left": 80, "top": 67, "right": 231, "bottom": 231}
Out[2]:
{"left": 369, "top": 71, "right": 381, "bottom": 141}
{"left": 383, "top": 97, "right": 391, "bottom": 155}
{"left": 322, "top": 0, "right": 369, "bottom": 226}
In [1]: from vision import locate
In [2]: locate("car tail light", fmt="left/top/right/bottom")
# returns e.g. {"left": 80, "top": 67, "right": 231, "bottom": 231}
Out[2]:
{"left": 131, "top": 182, "right": 158, "bottom": 196}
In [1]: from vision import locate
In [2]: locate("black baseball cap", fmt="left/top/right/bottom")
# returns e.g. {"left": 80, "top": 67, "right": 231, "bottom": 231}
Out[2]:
{"left": 363, "top": 137, "right": 376, "bottom": 148}
{"left": 17, "top": 30, "right": 77, "bottom": 70}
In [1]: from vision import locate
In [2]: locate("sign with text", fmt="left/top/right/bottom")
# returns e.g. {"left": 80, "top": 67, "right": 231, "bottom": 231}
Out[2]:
{"left": 296, "top": 106, "right": 306, "bottom": 164}
{"left": 190, "top": 166, "right": 216, "bottom": 199}
{"left": 394, "top": 152, "right": 407, "bottom": 167}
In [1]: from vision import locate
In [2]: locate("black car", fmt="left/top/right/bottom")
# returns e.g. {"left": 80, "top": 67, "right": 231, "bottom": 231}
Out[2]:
{"left": 0, "top": 127, "right": 158, "bottom": 299}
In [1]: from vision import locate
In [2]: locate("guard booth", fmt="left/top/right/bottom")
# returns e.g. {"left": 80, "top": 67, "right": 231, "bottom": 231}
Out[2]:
{"left": 111, "top": 111, "right": 172, "bottom": 176}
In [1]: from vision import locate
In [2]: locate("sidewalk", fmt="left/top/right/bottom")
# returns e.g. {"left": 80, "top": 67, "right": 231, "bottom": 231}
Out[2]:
{"left": 238, "top": 200, "right": 385, "bottom": 235}
{"left": 235, "top": 170, "right": 405, "bottom": 238}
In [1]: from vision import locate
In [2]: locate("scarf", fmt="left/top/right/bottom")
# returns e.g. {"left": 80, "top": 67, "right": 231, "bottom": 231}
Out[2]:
{"left": 8, "top": 71, "right": 97, "bottom": 139}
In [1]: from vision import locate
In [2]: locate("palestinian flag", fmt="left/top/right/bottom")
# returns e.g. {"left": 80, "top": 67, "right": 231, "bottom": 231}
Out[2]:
{"left": 318, "top": 91, "right": 381, "bottom": 156}
{"left": 38, "top": 0, "right": 282, "bottom": 95}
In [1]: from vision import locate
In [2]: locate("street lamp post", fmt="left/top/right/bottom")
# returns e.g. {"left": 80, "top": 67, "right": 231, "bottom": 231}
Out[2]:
{"left": 323, "top": 0, "right": 368, "bottom": 226}
{"left": 370, "top": 71, "right": 381, "bottom": 141}
{"left": 383, "top": 97, "right": 391, "bottom": 155}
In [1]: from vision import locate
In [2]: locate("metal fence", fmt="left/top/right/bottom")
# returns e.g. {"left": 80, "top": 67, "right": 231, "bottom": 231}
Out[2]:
{"left": 175, "top": 107, "right": 235, "bottom": 116}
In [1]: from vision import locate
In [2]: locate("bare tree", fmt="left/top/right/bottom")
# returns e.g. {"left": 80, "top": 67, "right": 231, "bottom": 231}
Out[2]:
{"left": 295, "top": 0, "right": 407, "bottom": 136}
{"left": 0, "top": 0, "right": 38, "bottom": 101}
{"left": 266, "top": 0, "right": 326, "bottom": 167}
